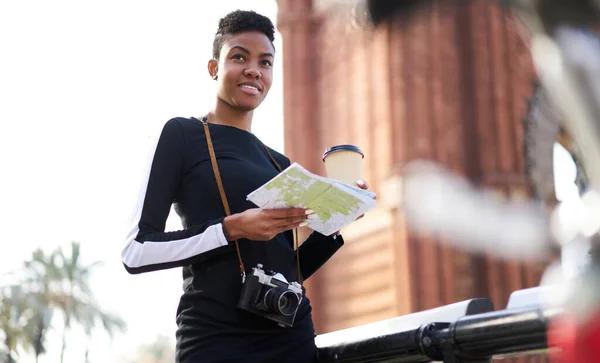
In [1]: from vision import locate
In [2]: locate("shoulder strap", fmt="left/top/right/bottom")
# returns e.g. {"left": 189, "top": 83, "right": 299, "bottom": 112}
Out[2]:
{"left": 200, "top": 116, "right": 302, "bottom": 285}
{"left": 201, "top": 117, "right": 246, "bottom": 277}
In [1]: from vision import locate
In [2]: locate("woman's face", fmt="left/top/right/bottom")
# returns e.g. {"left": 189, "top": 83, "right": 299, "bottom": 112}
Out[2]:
{"left": 209, "top": 31, "right": 275, "bottom": 112}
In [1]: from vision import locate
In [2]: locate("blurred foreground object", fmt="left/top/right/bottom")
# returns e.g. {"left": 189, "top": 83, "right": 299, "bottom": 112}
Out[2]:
{"left": 365, "top": 0, "right": 433, "bottom": 25}
{"left": 401, "top": 160, "right": 600, "bottom": 359}
{"left": 363, "top": 0, "right": 600, "bottom": 28}
{"left": 401, "top": 160, "right": 552, "bottom": 261}
{"left": 547, "top": 264, "right": 600, "bottom": 362}
{"left": 548, "top": 315, "right": 600, "bottom": 363}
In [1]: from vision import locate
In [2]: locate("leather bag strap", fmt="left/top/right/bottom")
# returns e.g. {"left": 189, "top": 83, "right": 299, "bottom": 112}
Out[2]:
{"left": 200, "top": 116, "right": 302, "bottom": 285}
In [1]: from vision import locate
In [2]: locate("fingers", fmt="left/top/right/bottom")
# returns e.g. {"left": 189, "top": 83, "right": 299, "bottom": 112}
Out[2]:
{"left": 356, "top": 180, "right": 369, "bottom": 190}
{"left": 274, "top": 214, "right": 312, "bottom": 228}
{"left": 276, "top": 221, "right": 306, "bottom": 234}
{"left": 353, "top": 180, "right": 372, "bottom": 222}
{"left": 270, "top": 211, "right": 318, "bottom": 235}
{"left": 264, "top": 208, "right": 312, "bottom": 219}
{"left": 356, "top": 180, "right": 376, "bottom": 199}
{"left": 255, "top": 208, "right": 316, "bottom": 238}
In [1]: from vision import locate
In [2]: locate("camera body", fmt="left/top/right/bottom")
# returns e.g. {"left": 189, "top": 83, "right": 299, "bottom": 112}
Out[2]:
{"left": 237, "top": 264, "right": 303, "bottom": 327}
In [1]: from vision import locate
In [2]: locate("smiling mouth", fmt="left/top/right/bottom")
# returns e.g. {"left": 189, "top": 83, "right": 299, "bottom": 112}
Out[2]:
{"left": 240, "top": 84, "right": 259, "bottom": 91}
{"left": 239, "top": 84, "right": 260, "bottom": 95}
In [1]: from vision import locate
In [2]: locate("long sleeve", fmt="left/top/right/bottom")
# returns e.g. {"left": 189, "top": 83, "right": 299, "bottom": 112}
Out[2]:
{"left": 297, "top": 232, "right": 344, "bottom": 280}
{"left": 121, "top": 119, "right": 229, "bottom": 274}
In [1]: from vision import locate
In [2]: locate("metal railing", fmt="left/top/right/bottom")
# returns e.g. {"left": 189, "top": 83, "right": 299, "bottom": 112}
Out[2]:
{"left": 316, "top": 287, "right": 561, "bottom": 362}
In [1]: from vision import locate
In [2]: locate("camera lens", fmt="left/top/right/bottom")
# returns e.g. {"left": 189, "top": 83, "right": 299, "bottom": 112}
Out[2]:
{"left": 264, "top": 288, "right": 300, "bottom": 316}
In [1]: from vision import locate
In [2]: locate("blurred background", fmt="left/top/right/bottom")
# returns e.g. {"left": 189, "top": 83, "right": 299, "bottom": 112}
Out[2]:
{"left": 0, "top": 0, "right": 585, "bottom": 362}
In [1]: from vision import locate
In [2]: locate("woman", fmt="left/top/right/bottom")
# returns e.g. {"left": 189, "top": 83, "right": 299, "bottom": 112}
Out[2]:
{"left": 121, "top": 10, "right": 371, "bottom": 363}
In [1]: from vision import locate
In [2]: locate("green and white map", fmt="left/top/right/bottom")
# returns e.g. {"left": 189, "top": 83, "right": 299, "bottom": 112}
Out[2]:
{"left": 247, "top": 163, "right": 377, "bottom": 236}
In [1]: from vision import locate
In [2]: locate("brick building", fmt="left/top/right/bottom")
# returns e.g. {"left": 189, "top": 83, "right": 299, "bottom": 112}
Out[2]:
{"left": 276, "top": 0, "right": 548, "bottom": 335}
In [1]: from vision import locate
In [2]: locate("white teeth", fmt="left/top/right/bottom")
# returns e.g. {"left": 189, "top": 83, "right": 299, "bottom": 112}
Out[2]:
{"left": 240, "top": 85, "right": 258, "bottom": 90}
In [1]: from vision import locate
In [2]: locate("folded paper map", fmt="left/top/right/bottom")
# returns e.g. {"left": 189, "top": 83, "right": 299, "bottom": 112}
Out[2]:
{"left": 247, "top": 162, "right": 377, "bottom": 236}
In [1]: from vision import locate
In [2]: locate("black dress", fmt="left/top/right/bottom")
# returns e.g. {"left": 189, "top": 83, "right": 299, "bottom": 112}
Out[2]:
{"left": 121, "top": 117, "right": 344, "bottom": 363}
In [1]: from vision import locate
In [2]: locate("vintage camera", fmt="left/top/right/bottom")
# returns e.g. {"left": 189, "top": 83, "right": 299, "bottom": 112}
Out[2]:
{"left": 237, "top": 264, "right": 303, "bottom": 327}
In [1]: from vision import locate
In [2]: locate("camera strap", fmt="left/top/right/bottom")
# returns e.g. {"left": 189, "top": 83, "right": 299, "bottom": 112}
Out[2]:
{"left": 200, "top": 116, "right": 302, "bottom": 286}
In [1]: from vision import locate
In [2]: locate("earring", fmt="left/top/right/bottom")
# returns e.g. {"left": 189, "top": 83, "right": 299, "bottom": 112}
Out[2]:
{"left": 213, "top": 74, "right": 218, "bottom": 80}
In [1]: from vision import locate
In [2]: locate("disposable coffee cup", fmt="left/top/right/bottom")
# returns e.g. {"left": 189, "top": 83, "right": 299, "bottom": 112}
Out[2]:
{"left": 322, "top": 145, "right": 364, "bottom": 186}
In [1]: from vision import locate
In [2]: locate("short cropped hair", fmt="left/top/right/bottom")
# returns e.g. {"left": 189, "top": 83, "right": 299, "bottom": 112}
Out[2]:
{"left": 212, "top": 10, "right": 275, "bottom": 60}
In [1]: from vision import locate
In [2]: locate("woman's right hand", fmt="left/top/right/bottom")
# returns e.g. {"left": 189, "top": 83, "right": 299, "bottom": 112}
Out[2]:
{"left": 222, "top": 208, "right": 313, "bottom": 241}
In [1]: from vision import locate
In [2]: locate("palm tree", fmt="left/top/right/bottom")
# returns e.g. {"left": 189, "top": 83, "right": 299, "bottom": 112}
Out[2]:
{"left": 56, "top": 241, "right": 95, "bottom": 363}
{"left": 21, "top": 248, "right": 62, "bottom": 363}
{"left": 55, "top": 241, "right": 126, "bottom": 363}
{"left": 22, "top": 308, "right": 52, "bottom": 363}
{"left": 0, "top": 285, "right": 34, "bottom": 363}
{"left": 1, "top": 243, "right": 127, "bottom": 362}
{"left": 77, "top": 302, "right": 126, "bottom": 363}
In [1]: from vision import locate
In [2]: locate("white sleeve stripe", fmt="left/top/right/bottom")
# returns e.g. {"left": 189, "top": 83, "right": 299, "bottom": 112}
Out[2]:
{"left": 121, "top": 120, "right": 228, "bottom": 271}
{"left": 121, "top": 223, "right": 229, "bottom": 268}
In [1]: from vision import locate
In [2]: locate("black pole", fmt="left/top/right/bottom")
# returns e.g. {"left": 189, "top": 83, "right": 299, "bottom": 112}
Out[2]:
{"left": 316, "top": 328, "right": 430, "bottom": 363}
{"left": 454, "top": 306, "right": 560, "bottom": 357}
{"left": 420, "top": 306, "right": 562, "bottom": 361}
{"left": 316, "top": 300, "right": 559, "bottom": 363}
{"left": 316, "top": 298, "right": 494, "bottom": 362}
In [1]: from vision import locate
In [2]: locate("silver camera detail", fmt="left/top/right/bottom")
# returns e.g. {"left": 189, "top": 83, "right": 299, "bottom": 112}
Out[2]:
{"left": 237, "top": 264, "right": 304, "bottom": 327}
{"left": 254, "top": 264, "right": 303, "bottom": 295}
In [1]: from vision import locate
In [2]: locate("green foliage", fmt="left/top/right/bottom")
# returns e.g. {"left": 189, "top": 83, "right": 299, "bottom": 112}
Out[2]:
{"left": 0, "top": 285, "right": 35, "bottom": 363}
{"left": 0, "top": 242, "right": 127, "bottom": 362}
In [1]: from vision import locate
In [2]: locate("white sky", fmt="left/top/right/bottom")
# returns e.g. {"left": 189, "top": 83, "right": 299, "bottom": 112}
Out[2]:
{"left": 0, "top": 1, "right": 282, "bottom": 362}
{"left": 0, "top": 1, "right": 583, "bottom": 362}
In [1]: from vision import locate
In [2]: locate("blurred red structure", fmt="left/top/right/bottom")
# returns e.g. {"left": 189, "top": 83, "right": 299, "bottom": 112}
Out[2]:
{"left": 548, "top": 312, "right": 600, "bottom": 362}
{"left": 276, "top": 0, "right": 550, "bottom": 342}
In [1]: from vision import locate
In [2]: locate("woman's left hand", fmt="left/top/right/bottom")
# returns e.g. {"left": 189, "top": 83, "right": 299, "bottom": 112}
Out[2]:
{"left": 329, "top": 179, "right": 375, "bottom": 236}
{"left": 355, "top": 179, "right": 375, "bottom": 220}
